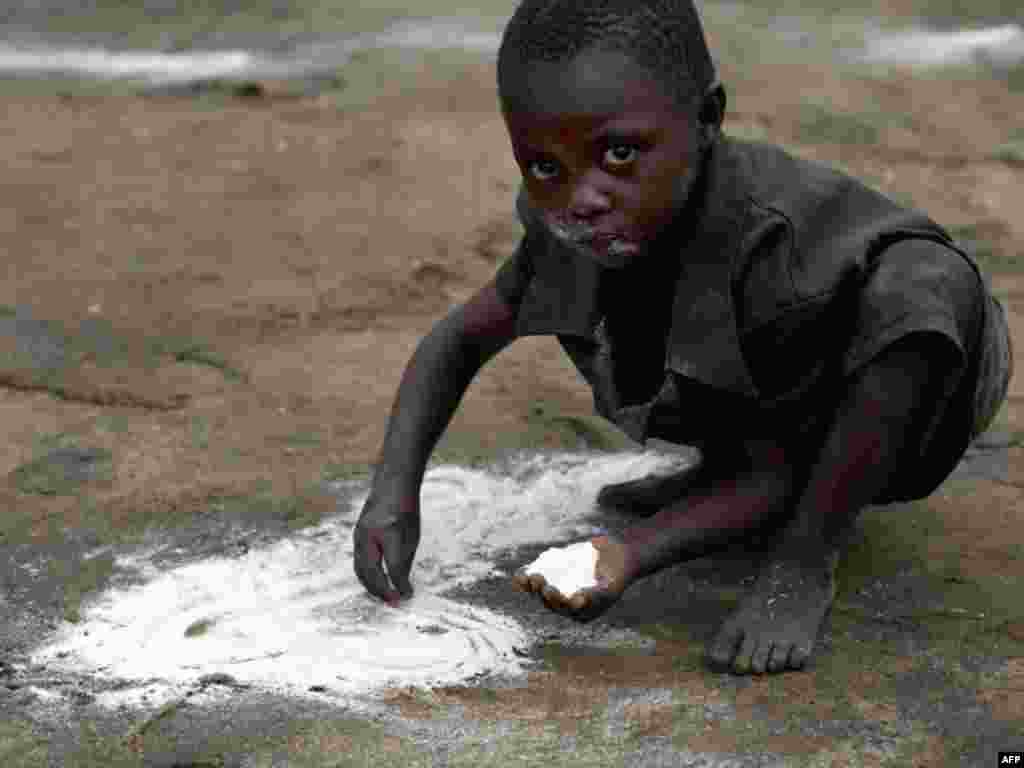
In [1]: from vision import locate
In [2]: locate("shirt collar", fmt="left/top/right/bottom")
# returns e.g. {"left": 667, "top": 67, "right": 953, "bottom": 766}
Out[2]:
{"left": 515, "top": 135, "right": 759, "bottom": 398}
{"left": 663, "top": 136, "right": 759, "bottom": 397}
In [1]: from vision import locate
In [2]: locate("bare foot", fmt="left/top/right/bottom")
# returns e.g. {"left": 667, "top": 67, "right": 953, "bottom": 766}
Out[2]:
{"left": 707, "top": 551, "right": 838, "bottom": 674}
{"left": 596, "top": 464, "right": 704, "bottom": 517}
{"left": 512, "top": 536, "right": 632, "bottom": 622}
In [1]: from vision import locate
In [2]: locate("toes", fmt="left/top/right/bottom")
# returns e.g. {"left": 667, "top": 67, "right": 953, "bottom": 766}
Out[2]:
{"left": 788, "top": 642, "right": 812, "bottom": 670}
{"left": 595, "top": 484, "right": 620, "bottom": 507}
{"left": 596, "top": 479, "right": 633, "bottom": 505}
{"left": 708, "top": 625, "right": 743, "bottom": 670}
{"left": 596, "top": 478, "right": 663, "bottom": 517}
{"left": 732, "top": 634, "right": 759, "bottom": 675}
{"left": 767, "top": 643, "right": 790, "bottom": 673}
{"left": 750, "top": 641, "right": 772, "bottom": 675}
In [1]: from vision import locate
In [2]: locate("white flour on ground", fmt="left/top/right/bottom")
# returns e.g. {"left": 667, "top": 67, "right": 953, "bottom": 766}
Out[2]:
{"left": 523, "top": 541, "right": 599, "bottom": 596}
{"left": 29, "top": 451, "right": 686, "bottom": 710}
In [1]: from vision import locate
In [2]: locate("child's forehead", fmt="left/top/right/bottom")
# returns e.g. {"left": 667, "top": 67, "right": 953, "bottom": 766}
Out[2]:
{"left": 504, "top": 109, "right": 672, "bottom": 150}
{"left": 502, "top": 48, "right": 686, "bottom": 120}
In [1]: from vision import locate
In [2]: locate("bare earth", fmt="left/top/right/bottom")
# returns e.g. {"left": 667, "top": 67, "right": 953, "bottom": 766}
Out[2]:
{"left": 1, "top": 53, "right": 1023, "bottom": 765}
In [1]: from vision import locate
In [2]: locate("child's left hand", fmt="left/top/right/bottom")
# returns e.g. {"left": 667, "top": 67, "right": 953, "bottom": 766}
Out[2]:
{"left": 512, "top": 536, "right": 632, "bottom": 623}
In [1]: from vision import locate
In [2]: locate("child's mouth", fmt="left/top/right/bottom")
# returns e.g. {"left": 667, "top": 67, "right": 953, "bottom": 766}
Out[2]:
{"left": 546, "top": 221, "right": 640, "bottom": 266}
{"left": 574, "top": 234, "right": 641, "bottom": 267}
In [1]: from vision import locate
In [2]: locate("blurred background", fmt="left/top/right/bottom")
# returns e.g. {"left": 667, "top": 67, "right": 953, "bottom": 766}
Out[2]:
{"left": 1, "top": 6, "right": 1022, "bottom": 765}
{"left": 0, "top": 0, "right": 1021, "bottom": 90}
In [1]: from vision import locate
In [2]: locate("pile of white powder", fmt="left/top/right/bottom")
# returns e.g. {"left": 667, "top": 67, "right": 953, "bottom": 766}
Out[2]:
{"left": 523, "top": 541, "right": 599, "bottom": 596}
{"left": 29, "top": 451, "right": 687, "bottom": 710}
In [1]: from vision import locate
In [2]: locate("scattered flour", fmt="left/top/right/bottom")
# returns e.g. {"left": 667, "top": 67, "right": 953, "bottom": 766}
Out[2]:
{"left": 29, "top": 451, "right": 687, "bottom": 710}
{"left": 523, "top": 542, "right": 600, "bottom": 597}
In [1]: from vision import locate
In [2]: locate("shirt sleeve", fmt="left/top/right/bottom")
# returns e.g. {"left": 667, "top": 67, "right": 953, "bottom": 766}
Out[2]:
{"left": 843, "top": 237, "right": 984, "bottom": 388}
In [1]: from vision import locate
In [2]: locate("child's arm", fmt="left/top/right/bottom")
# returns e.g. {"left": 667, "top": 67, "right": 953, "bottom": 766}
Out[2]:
{"left": 370, "top": 279, "right": 519, "bottom": 493}
{"left": 354, "top": 278, "right": 520, "bottom": 603}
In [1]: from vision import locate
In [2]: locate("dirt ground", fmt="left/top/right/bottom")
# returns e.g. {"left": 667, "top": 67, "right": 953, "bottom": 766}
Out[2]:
{"left": 1, "top": 51, "right": 1023, "bottom": 766}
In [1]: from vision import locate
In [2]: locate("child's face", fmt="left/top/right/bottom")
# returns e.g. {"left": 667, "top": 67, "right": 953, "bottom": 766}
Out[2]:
{"left": 502, "top": 48, "right": 704, "bottom": 269}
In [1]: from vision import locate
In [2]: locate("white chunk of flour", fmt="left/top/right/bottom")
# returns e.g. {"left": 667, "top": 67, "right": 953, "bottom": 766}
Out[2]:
{"left": 523, "top": 541, "right": 599, "bottom": 596}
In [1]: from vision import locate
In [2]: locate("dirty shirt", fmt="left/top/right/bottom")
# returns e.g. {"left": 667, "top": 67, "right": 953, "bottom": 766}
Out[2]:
{"left": 494, "top": 136, "right": 1012, "bottom": 503}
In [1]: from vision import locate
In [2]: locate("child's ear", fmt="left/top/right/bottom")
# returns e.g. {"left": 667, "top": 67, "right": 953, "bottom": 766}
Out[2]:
{"left": 698, "top": 81, "right": 726, "bottom": 147}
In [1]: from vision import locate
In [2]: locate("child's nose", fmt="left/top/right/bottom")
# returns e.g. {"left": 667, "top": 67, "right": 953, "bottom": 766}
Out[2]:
{"left": 568, "top": 178, "right": 612, "bottom": 219}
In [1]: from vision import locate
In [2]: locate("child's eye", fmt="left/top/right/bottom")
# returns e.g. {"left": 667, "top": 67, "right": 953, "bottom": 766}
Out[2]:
{"left": 604, "top": 144, "right": 639, "bottom": 167}
{"left": 528, "top": 159, "right": 559, "bottom": 181}
{"left": 526, "top": 143, "right": 640, "bottom": 182}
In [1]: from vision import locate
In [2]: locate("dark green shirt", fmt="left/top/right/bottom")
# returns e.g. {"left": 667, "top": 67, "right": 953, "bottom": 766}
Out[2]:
{"left": 496, "top": 135, "right": 1008, "bottom": 502}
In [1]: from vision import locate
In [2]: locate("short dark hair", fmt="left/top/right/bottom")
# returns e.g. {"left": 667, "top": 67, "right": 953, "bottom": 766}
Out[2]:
{"left": 497, "top": 0, "right": 717, "bottom": 115}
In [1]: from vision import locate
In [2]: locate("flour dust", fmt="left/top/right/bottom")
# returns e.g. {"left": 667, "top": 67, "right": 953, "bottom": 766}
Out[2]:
{"left": 30, "top": 451, "right": 687, "bottom": 710}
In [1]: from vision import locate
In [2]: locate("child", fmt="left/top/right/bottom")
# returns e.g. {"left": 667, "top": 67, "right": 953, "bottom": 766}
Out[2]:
{"left": 354, "top": 0, "right": 1013, "bottom": 675}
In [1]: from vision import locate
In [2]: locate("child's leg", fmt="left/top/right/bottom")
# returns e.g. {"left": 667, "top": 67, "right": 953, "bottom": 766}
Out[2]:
{"left": 596, "top": 440, "right": 751, "bottom": 516}
{"left": 518, "top": 333, "right": 959, "bottom": 657}
{"left": 709, "top": 333, "right": 960, "bottom": 674}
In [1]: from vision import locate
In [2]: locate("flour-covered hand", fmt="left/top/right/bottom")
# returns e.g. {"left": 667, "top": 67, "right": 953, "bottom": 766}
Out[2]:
{"left": 512, "top": 536, "right": 632, "bottom": 622}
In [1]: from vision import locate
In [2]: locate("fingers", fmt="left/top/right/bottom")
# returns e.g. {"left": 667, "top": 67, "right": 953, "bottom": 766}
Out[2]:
{"left": 382, "top": 529, "right": 417, "bottom": 600}
{"left": 512, "top": 569, "right": 597, "bottom": 620}
{"left": 512, "top": 570, "right": 550, "bottom": 594}
{"left": 541, "top": 584, "right": 563, "bottom": 608}
{"left": 353, "top": 527, "right": 399, "bottom": 604}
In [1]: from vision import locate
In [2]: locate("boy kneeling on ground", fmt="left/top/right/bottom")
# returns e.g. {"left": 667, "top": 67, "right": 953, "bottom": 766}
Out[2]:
{"left": 354, "top": 0, "right": 1013, "bottom": 675}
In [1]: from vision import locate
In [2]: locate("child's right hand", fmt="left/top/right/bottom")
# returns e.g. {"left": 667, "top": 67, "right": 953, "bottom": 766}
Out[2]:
{"left": 353, "top": 491, "right": 420, "bottom": 605}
